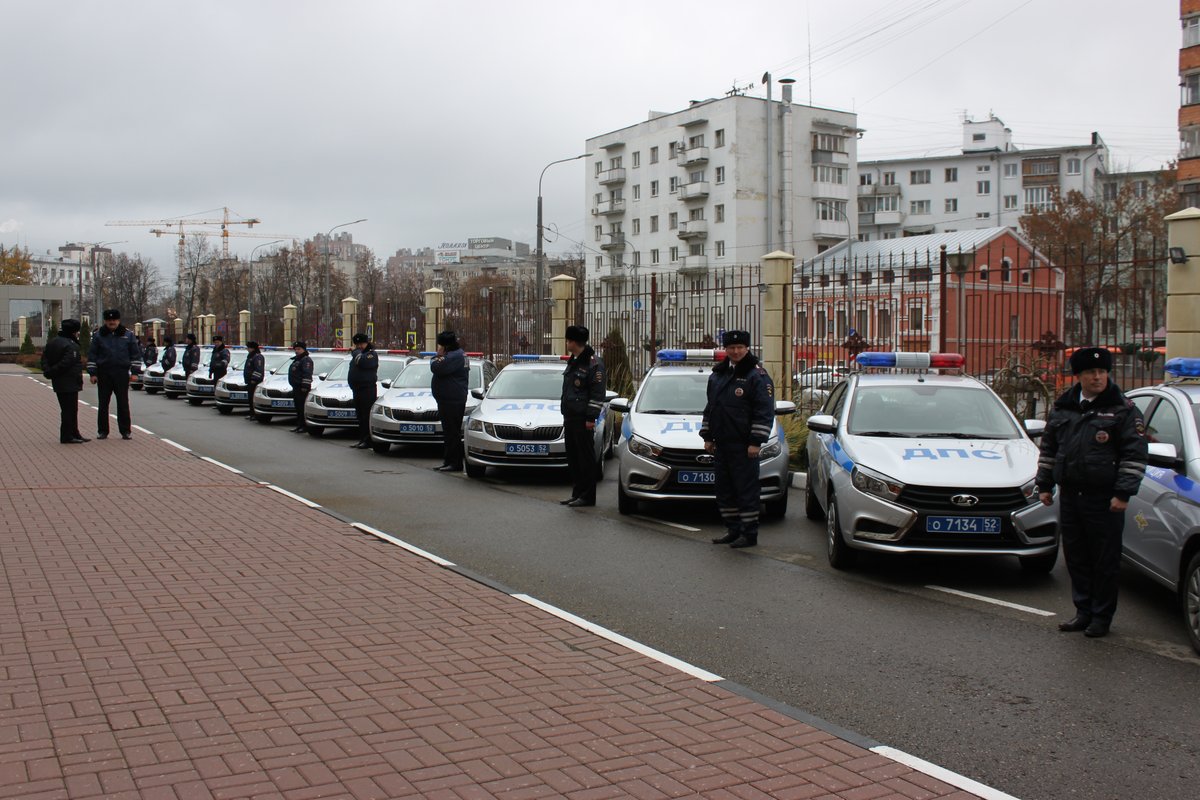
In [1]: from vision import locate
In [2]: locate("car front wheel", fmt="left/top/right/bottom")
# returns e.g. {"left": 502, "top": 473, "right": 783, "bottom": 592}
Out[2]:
{"left": 1019, "top": 545, "right": 1059, "bottom": 575}
{"left": 465, "top": 461, "right": 486, "bottom": 479}
{"left": 826, "top": 490, "right": 857, "bottom": 569}
{"left": 217, "top": 405, "right": 232, "bottom": 415}
{"left": 1183, "top": 550, "right": 1200, "bottom": 656}
{"left": 805, "top": 475, "right": 825, "bottom": 520}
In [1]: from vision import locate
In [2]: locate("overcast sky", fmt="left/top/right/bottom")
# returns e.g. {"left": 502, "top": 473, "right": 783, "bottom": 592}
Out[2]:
{"left": 1, "top": 0, "right": 1179, "bottom": 278}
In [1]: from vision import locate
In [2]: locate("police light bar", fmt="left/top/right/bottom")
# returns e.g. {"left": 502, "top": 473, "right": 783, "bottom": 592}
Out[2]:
{"left": 383, "top": 349, "right": 412, "bottom": 355}
{"left": 511, "top": 354, "right": 571, "bottom": 361}
{"left": 856, "top": 352, "right": 965, "bottom": 369}
{"left": 656, "top": 349, "right": 728, "bottom": 362}
{"left": 418, "top": 351, "right": 436, "bottom": 357}
{"left": 465, "top": 352, "right": 484, "bottom": 357}
{"left": 1165, "top": 357, "right": 1200, "bottom": 377}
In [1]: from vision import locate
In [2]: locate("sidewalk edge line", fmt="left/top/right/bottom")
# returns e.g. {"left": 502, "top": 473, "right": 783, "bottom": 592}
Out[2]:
{"left": 199, "top": 456, "right": 244, "bottom": 475}
{"left": 510, "top": 593, "right": 723, "bottom": 683}
{"left": 349, "top": 522, "right": 455, "bottom": 567}
{"left": 926, "top": 585, "right": 1056, "bottom": 617}
{"left": 132, "top": 424, "right": 154, "bottom": 435}
{"left": 160, "top": 438, "right": 192, "bottom": 452}
{"left": 871, "top": 745, "right": 1023, "bottom": 800}
{"left": 266, "top": 484, "right": 321, "bottom": 508}
{"left": 713, "top": 681, "right": 880, "bottom": 750}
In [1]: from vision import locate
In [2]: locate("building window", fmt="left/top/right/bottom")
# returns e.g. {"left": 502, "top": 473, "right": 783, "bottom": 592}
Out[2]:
{"left": 1100, "top": 317, "right": 1117, "bottom": 337}
{"left": 945, "top": 198, "right": 958, "bottom": 213}
{"left": 877, "top": 195, "right": 899, "bottom": 212}
{"left": 610, "top": 156, "right": 622, "bottom": 169}
{"left": 632, "top": 251, "right": 641, "bottom": 266}
{"left": 883, "top": 269, "right": 895, "bottom": 283}
{"left": 595, "top": 256, "right": 603, "bottom": 270}
{"left": 688, "top": 207, "right": 704, "bottom": 221}
{"left": 632, "top": 151, "right": 640, "bottom": 168}
{"left": 1103, "top": 182, "right": 1118, "bottom": 201}
{"left": 715, "top": 129, "right": 725, "bottom": 147}
{"left": 814, "top": 165, "right": 847, "bottom": 184}
{"left": 594, "top": 161, "right": 603, "bottom": 176}
{"left": 976, "top": 211, "right": 991, "bottom": 219}
{"left": 812, "top": 133, "right": 847, "bottom": 152}
{"left": 972, "top": 133, "right": 986, "bottom": 142}
{"left": 632, "top": 184, "right": 641, "bottom": 201}
{"left": 716, "top": 241, "right": 725, "bottom": 257}
{"left": 1025, "top": 158, "right": 1059, "bottom": 176}
{"left": 1021, "top": 270, "right": 1031, "bottom": 284}
{"left": 669, "top": 212, "right": 678, "bottom": 230}
{"left": 1186, "top": 15, "right": 1200, "bottom": 47}
{"left": 669, "top": 176, "right": 679, "bottom": 193}
{"left": 944, "top": 167, "right": 958, "bottom": 182}
{"left": 715, "top": 204, "right": 725, "bottom": 223}
{"left": 594, "top": 225, "right": 602, "bottom": 242}
{"left": 632, "top": 218, "right": 640, "bottom": 235}
{"left": 910, "top": 169, "right": 931, "bottom": 185}
{"left": 1003, "top": 162, "right": 1018, "bottom": 178}
{"left": 715, "top": 166, "right": 725, "bottom": 184}
{"left": 977, "top": 180, "right": 991, "bottom": 195}
{"left": 1024, "top": 186, "right": 1054, "bottom": 213}
{"left": 687, "top": 134, "right": 704, "bottom": 149}
{"left": 979, "top": 266, "right": 989, "bottom": 282}
{"left": 1001, "top": 258, "right": 1012, "bottom": 282}
{"left": 649, "top": 146, "right": 659, "bottom": 164}
{"left": 669, "top": 246, "right": 679, "bottom": 262}
{"left": 651, "top": 248, "right": 660, "bottom": 265}
{"left": 860, "top": 173, "right": 874, "bottom": 186}
{"left": 977, "top": 164, "right": 991, "bottom": 172}
{"left": 857, "top": 233, "right": 870, "bottom": 242}
{"left": 883, "top": 231, "right": 897, "bottom": 239}
{"left": 650, "top": 215, "right": 659, "bottom": 233}
{"left": 908, "top": 305, "right": 924, "bottom": 331}
{"left": 1182, "top": 127, "right": 1200, "bottom": 159}
{"left": 882, "top": 172, "right": 896, "bottom": 185}
{"left": 1066, "top": 157, "right": 1081, "bottom": 175}
{"left": 1003, "top": 194, "right": 1018, "bottom": 210}
{"left": 650, "top": 180, "right": 659, "bottom": 198}
{"left": 816, "top": 201, "right": 847, "bottom": 221}
{"left": 910, "top": 200, "right": 931, "bottom": 215}
{"left": 669, "top": 142, "right": 680, "bottom": 160}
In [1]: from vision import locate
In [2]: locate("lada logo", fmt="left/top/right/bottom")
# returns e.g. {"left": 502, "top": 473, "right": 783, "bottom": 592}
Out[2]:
{"left": 951, "top": 494, "right": 980, "bottom": 507}
{"left": 696, "top": 454, "right": 715, "bottom": 465}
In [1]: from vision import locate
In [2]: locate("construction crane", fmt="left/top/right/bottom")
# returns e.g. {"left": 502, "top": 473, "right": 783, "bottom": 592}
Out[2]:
{"left": 105, "top": 207, "right": 264, "bottom": 275}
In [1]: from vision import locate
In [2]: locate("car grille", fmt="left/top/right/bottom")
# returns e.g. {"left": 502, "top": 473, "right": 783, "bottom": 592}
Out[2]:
{"left": 265, "top": 388, "right": 291, "bottom": 398}
{"left": 387, "top": 408, "right": 440, "bottom": 421}
{"left": 194, "top": 378, "right": 213, "bottom": 385}
{"left": 322, "top": 397, "right": 354, "bottom": 409}
{"left": 657, "top": 447, "right": 711, "bottom": 468}
{"left": 897, "top": 485, "right": 1027, "bottom": 514}
{"left": 492, "top": 424, "right": 562, "bottom": 441}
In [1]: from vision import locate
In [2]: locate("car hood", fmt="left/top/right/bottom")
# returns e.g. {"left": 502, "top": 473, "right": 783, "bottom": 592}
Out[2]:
{"left": 259, "top": 374, "right": 296, "bottom": 391}
{"left": 474, "top": 397, "right": 563, "bottom": 427}
{"left": 624, "top": 412, "right": 780, "bottom": 448}
{"left": 839, "top": 434, "right": 1038, "bottom": 487}
{"left": 377, "top": 387, "right": 481, "bottom": 413}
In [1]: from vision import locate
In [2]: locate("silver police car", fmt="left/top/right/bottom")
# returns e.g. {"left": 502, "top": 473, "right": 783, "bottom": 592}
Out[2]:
{"left": 141, "top": 344, "right": 185, "bottom": 395}
{"left": 186, "top": 346, "right": 245, "bottom": 405}
{"left": 303, "top": 352, "right": 414, "bottom": 437}
{"left": 370, "top": 354, "right": 498, "bottom": 454}
{"left": 805, "top": 352, "right": 1058, "bottom": 572}
{"left": 163, "top": 346, "right": 211, "bottom": 399}
{"left": 214, "top": 349, "right": 293, "bottom": 415}
{"left": 250, "top": 351, "right": 349, "bottom": 422}
{"left": 609, "top": 349, "right": 795, "bottom": 518}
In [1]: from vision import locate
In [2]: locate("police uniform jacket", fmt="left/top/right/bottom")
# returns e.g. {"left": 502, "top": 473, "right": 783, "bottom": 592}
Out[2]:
{"left": 699, "top": 353, "right": 775, "bottom": 446}
{"left": 243, "top": 351, "right": 265, "bottom": 385}
{"left": 143, "top": 343, "right": 157, "bottom": 365}
{"left": 560, "top": 345, "right": 606, "bottom": 422}
{"left": 348, "top": 345, "right": 379, "bottom": 389}
{"left": 288, "top": 353, "right": 314, "bottom": 392}
{"left": 42, "top": 333, "right": 83, "bottom": 393}
{"left": 87, "top": 325, "right": 142, "bottom": 376}
{"left": 1036, "top": 381, "right": 1148, "bottom": 501}
{"left": 209, "top": 344, "right": 230, "bottom": 379}
{"left": 160, "top": 345, "right": 177, "bottom": 371}
{"left": 182, "top": 343, "right": 200, "bottom": 374}
{"left": 430, "top": 347, "right": 468, "bottom": 406}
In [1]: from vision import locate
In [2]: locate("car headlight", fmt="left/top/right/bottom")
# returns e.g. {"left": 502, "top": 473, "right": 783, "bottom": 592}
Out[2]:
{"left": 1020, "top": 479, "right": 1039, "bottom": 502}
{"left": 371, "top": 403, "right": 384, "bottom": 415}
{"left": 468, "top": 418, "right": 484, "bottom": 431}
{"left": 851, "top": 465, "right": 904, "bottom": 501}
{"left": 628, "top": 436, "right": 663, "bottom": 459}
{"left": 758, "top": 441, "right": 782, "bottom": 459}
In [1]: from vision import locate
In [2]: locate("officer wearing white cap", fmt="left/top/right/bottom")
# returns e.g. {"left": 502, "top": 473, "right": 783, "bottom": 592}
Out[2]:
{"left": 560, "top": 325, "right": 606, "bottom": 507}
{"left": 87, "top": 308, "right": 142, "bottom": 439}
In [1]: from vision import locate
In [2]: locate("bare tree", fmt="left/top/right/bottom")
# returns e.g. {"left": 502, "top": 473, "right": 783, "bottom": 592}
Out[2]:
{"left": 179, "top": 234, "right": 214, "bottom": 330}
{"left": 105, "top": 252, "right": 163, "bottom": 323}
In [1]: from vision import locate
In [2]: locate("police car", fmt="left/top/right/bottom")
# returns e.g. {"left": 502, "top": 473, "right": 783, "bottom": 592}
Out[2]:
{"left": 303, "top": 352, "right": 414, "bottom": 436}
{"left": 250, "top": 351, "right": 349, "bottom": 422}
{"left": 464, "top": 354, "right": 612, "bottom": 479}
{"left": 805, "top": 352, "right": 1058, "bottom": 572}
{"left": 186, "top": 346, "right": 245, "bottom": 405}
{"left": 163, "top": 346, "right": 211, "bottom": 399}
{"left": 213, "top": 349, "right": 293, "bottom": 415}
{"left": 141, "top": 344, "right": 185, "bottom": 395}
{"left": 370, "top": 353, "right": 498, "bottom": 454}
{"left": 1121, "top": 357, "right": 1200, "bottom": 654}
{"left": 609, "top": 349, "right": 796, "bottom": 518}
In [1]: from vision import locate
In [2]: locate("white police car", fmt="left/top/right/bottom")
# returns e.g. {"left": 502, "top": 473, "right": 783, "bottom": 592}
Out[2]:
{"left": 250, "top": 351, "right": 349, "bottom": 422}
{"left": 141, "top": 344, "right": 185, "bottom": 395}
{"left": 214, "top": 349, "right": 293, "bottom": 415}
{"left": 805, "top": 352, "right": 1058, "bottom": 572}
{"left": 303, "top": 352, "right": 414, "bottom": 436}
{"left": 370, "top": 353, "right": 498, "bottom": 454}
{"left": 610, "top": 349, "right": 796, "bottom": 518}
{"left": 163, "top": 346, "right": 211, "bottom": 399}
{"left": 186, "top": 346, "right": 245, "bottom": 405}
{"left": 1121, "top": 357, "right": 1200, "bottom": 654}
{"left": 464, "top": 354, "right": 612, "bottom": 479}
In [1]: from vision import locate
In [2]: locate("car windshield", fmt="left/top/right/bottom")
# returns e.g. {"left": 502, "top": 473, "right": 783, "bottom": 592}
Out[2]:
{"left": 229, "top": 352, "right": 248, "bottom": 370}
{"left": 847, "top": 384, "right": 1022, "bottom": 439}
{"left": 635, "top": 372, "right": 708, "bottom": 414}
{"left": 392, "top": 362, "right": 485, "bottom": 390}
{"left": 264, "top": 352, "right": 292, "bottom": 373}
{"left": 487, "top": 367, "right": 561, "bottom": 400}
{"left": 310, "top": 355, "right": 346, "bottom": 376}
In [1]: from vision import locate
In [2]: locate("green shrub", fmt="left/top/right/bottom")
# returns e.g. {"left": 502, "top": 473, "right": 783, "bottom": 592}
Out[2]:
{"left": 780, "top": 414, "right": 810, "bottom": 471}
{"left": 19, "top": 332, "right": 34, "bottom": 355}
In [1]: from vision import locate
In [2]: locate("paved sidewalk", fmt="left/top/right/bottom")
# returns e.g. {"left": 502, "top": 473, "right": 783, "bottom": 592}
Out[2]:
{"left": 0, "top": 369, "right": 986, "bottom": 800}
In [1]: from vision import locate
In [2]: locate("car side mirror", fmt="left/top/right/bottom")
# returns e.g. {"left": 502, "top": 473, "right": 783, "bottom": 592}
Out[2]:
{"left": 380, "top": 380, "right": 391, "bottom": 389}
{"left": 806, "top": 414, "right": 837, "bottom": 434}
{"left": 1024, "top": 419, "right": 1046, "bottom": 438}
{"left": 1147, "top": 442, "right": 1182, "bottom": 471}
{"left": 605, "top": 390, "right": 618, "bottom": 401}
{"left": 774, "top": 400, "right": 796, "bottom": 416}
{"left": 609, "top": 398, "right": 630, "bottom": 413}
{"left": 471, "top": 389, "right": 485, "bottom": 400}
{"left": 318, "top": 373, "right": 328, "bottom": 380}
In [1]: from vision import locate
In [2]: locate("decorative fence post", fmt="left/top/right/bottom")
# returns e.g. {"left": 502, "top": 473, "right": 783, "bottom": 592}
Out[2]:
{"left": 550, "top": 274, "right": 576, "bottom": 353}
{"left": 1166, "top": 207, "right": 1200, "bottom": 361}
{"left": 423, "top": 288, "right": 444, "bottom": 352}
{"left": 760, "top": 250, "right": 795, "bottom": 400}
{"left": 283, "top": 304, "right": 297, "bottom": 346}
{"left": 239, "top": 310, "right": 250, "bottom": 345}
{"left": 173, "top": 318, "right": 184, "bottom": 341}
{"left": 341, "top": 298, "right": 358, "bottom": 348}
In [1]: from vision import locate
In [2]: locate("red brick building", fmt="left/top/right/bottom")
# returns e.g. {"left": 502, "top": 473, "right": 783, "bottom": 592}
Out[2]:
{"left": 1180, "top": 0, "right": 1200, "bottom": 206}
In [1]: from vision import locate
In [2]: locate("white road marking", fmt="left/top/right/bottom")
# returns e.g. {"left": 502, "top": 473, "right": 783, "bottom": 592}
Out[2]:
{"left": 511, "top": 593, "right": 723, "bottom": 683}
{"left": 632, "top": 515, "right": 701, "bottom": 532}
{"left": 349, "top": 522, "right": 455, "bottom": 567}
{"left": 871, "top": 745, "right": 1022, "bottom": 800}
{"left": 926, "top": 585, "right": 1056, "bottom": 617}
{"left": 199, "top": 456, "right": 243, "bottom": 475}
{"left": 132, "top": 425, "right": 154, "bottom": 435}
{"left": 160, "top": 438, "right": 192, "bottom": 452}
{"left": 266, "top": 484, "right": 321, "bottom": 508}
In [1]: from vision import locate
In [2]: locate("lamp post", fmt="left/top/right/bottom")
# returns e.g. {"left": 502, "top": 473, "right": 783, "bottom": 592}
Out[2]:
{"left": 90, "top": 240, "right": 126, "bottom": 324}
{"left": 322, "top": 219, "right": 366, "bottom": 345}
{"left": 536, "top": 153, "right": 590, "bottom": 353}
{"left": 248, "top": 239, "right": 282, "bottom": 342}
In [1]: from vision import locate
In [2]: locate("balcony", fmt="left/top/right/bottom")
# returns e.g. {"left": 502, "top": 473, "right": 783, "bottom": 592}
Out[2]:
{"left": 813, "top": 218, "right": 852, "bottom": 238}
{"left": 678, "top": 255, "right": 708, "bottom": 274}
{"left": 599, "top": 264, "right": 628, "bottom": 283}
{"left": 600, "top": 232, "right": 626, "bottom": 251}
{"left": 858, "top": 213, "right": 875, "bottom": 227}
{"left": 679, "top": 181, "right": 710, "bottom": 200}
{"left": 680, "top": 146, "right": 710, "bottom": 166}
{"left": 591, "top": 198, "right": 626, "bottom": 216}
{"left": 874, "top": 210, "right": 903, "bottom": 226}
{"left": 813, "top": 149, "right": 850, "bottom": 166}
{"left": 677, "top": 220, "right": 708, "bottom": 239}
{"left": 598, "top": 168, "right": 626, "bottom": 185}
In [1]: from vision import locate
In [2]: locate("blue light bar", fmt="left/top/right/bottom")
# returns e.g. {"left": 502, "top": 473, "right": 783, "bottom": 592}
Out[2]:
{"left": 856, "top": 352, "right": 965, "bottom": 369}
{"left": 418, "top": 351, "right": 436, "bottom": 357}
{"left": 1165, "top": 357, "right": 1200, "bottom": 377}
{"left": 657, "top": 349, "right": 727, "bottom": 362}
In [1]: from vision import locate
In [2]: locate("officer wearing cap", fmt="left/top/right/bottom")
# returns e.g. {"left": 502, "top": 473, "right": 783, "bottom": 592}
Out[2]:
{"left": 142, "top": 336, "right": 157, "bottom": 367}
{"left": 430, "top": 330, "right": 468, "bottom": 470}
{"left": 182, "top": 333, "right": 200, "bottom": 377}
{"left": 560, "top": 325, "right": 606, "bottom": 507}
{"left": 209, "top": 335, "right": 230, "bottom": 388}
{"left": 1037, "top": 346, "right": 1148, "bottom": 638}
{"left": 243, "top": 341, "right": 265, "bottom": 422}
{"left": 288, "top": 340, "right": 314, "bottom": 433}
{"left": 41, "top": 319, "right": 88, "bottom": 443}
{"left": 348, "top": 333, "right": 379, "bottom": 448}
{"left": 87, "top": 308, "right": 142, "bottom": 439}
{"left": 700, "top": 330, "right": 775, "bottom": 548}
{"left": 160, "top": 335, "right": 176, "bottom": 372}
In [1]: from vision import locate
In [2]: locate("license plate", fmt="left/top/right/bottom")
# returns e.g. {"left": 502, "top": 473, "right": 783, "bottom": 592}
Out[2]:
{"left": 677, "top": 470, "right": 716, "bottom": 484}
{"left": 270, "top": 399, "right": 294, "bottom": 409}
{"left": 229, "top": 392, "right": 247, "bottom": 401}
{"left": 925, "top": 516, "right": 1001, "bottom": 534}
{"left": 399, "top": 423, "right": 435, "bottom": 433}
{"left": 195, "top": 386, "right": 213, "bottom": 394}
{"left": 505, "top": 443, "right": 549, "bottom": 455}
{"left": 327, "top": 409, "right": 356, "bottom": 419}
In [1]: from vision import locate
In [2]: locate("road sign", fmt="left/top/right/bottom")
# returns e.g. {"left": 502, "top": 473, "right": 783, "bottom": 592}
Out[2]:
{"left": 409, "top": 316, "right": 417, "bottom": 329}
{"left": 632, "top": 299, "right": 643, "bottom": 311}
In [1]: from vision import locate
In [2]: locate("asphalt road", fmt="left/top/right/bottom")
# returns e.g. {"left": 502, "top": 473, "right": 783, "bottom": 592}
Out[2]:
{"left": 98, "top": 386, "right": 1200, "bottom": 800}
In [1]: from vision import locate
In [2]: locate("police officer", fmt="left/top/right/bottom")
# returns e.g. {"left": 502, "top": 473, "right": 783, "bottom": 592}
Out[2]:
{"left": 209, "top": 335, "right": 230, "bottom": 385}
{"left": 160, "top": 335, "right": 176, "bottom": 372}
{"left": 348, "top": 333, "right": 379, "bottom": 448}
{"left": 87, "top": 308, "right": 142, "bottom": 440}
{"left": 288, "top": 340, "right": 314, "bottom": 433}
{"left": 560, "top": 325, "right": 606, "bottom": 507}
{"left": 243, "top": 341, "right": 265, "bottom": 422}
{"left": 182, "top": 333, "right": 200, "bottom": 377}
{"left": 700, "top": 330, "right": 775, "bottom": 549}
{"left": 41, "top": 318, "right": 88, "bottom": 443}
{"left": 430, "top": 330, "right": 468, "bottom": 471}
{"left": 1037, "top": 346, "right": 1148, "bottom": 638}
{"left": 142, "top": 336, "right": 157, "bottom": 368}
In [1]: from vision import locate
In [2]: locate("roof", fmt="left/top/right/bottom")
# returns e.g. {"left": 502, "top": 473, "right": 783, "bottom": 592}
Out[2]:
{"left": 805, "top": 227, "right": 1040, "bottom": 270}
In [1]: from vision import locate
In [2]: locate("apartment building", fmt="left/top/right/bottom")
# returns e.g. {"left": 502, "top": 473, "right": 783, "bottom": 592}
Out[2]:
{"left": 1180, "top": 0, "right": 1200, "bottom": 206}
{"left": 583, "top": 91, "right": 860, "bottom": 279}
{"left": 858, "top": 116, "right": 1108, "bottom": 241}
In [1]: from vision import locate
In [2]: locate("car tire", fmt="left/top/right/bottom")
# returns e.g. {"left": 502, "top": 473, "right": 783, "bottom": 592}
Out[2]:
{"left": 255, "top": 413, "right": 271, "bottom": 423}
{"left": 464, "top": 461, "right": 486, "bottom": 479}
{"left": 216, "top": 405, "right": 232, "bottom": 415}
{"left": 164, "top": 392, "right": 179, "bottom": 399}
{"left": 144, "top": 387, "right": 158, "bottom": 395}
{"left": 306, "top": 426, "right": 323, "bottom": 437}
{"left": 805, "top": 476, "right": 825, "bottom": 520}
{"left": 1019, "top": 545, "right": 1059, "bottom": 575}
{"left": 604, "top": 424, "right": 616, "bottom": 460}
{"left": 372, "top": 441, "right": 390, "bottom": 455}
{"left": 826, "top": 490, "right": 857, "bottom": 569}
{"left": 131, "top": 384, "right": 142, "bottom": 391}
{"left": 595, "top": 452, "right": 604, "bottom": 481}
{"left": 617, "top": 482, "right": 637, "bottom": 515}
{"left": 1183, "top": 550, "right": 1200, "bottom": 656}
{"left": 765, "top": 489, "right": 789, "bottom": 520}
{"left": 187, "top": 397, "right": 203, "bottom": 406}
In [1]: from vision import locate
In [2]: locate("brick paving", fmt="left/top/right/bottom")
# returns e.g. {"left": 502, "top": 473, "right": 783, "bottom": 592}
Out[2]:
{"left": 0, "top": 368, "right": 984, "bottom": 799}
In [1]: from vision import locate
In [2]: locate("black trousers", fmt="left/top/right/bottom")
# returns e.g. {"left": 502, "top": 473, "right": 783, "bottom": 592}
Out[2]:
{"left": 563, "top": 416, "right": 597, "bottom": 503}
{"left": 1059, "top": 488, "right": 1125, "bottom": 625}
{"left": 56, "top": 391, "right": 80, "bottom": 442}
{"left": 293, "top": 389, "right": 309, "bottom": 429}
{"left": 96, "top": 371, "right": 131, "bottom": 436}
{"left": 352, "top": 385, "right": 377, "bottom": 442}
{"left": 438, "top": 402, "right": 466, "bottom": 468}
{"left": 246, "top": 382, "right": 260, "bottom": 419}
{"left": 714, "top": 439, "right": 760, "bottom": 534}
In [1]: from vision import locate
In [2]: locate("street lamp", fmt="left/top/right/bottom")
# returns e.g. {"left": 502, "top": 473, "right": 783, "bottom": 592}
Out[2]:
{"left": 536, "top": 153, "right": 590, "bottom": 353}
{"left": 248, "top": 239, "right": 283, "bottom": 341}
{"left": 322, "top": 219, "right": 366, "bottom": 345}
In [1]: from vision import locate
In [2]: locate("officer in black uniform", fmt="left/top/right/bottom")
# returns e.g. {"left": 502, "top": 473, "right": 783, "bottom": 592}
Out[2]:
{"left": 431, "top": 330, "right": 469, "bottom": 470}
{"left": 288, "top": 340, "right": 314, "bottom": 433}
{"left": 41, "top": 319, "right": 88, "bottom": 443}
{"left": 160, "top": 336, "right": 176, "bottom": 372}
{"left": 560, "top": 325, "right": 606, "bottom": 507}
{"left": 243, "top": 341, "right": 265, "bottom": 421}
{"left": 209, "top": 335, "right": 230, "bottom": 385}
{"left": 348, "top": 333, "right": 379, "bottom": 448}
{"left": 182, "top": 333, "right": 200, "bottom": 377}
{"left": 142, "top": 336, "right": 157, "bottom": 368}
{"left": 87, "top": 308, "right": 142, "bottom": 440}
{"left": 700, "top": 330, "right": 775, "bottom": 549}
{"left": 1037, "top": 346, "right": 1148, "bottom": 638}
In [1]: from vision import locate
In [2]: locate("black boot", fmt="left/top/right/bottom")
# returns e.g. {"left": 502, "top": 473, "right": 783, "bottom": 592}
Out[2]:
{"left": 729, "top": 529, "right": 758, "bottom": 548}
{"left": 711, "top": 528, "right": 740, "bottom": 544}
